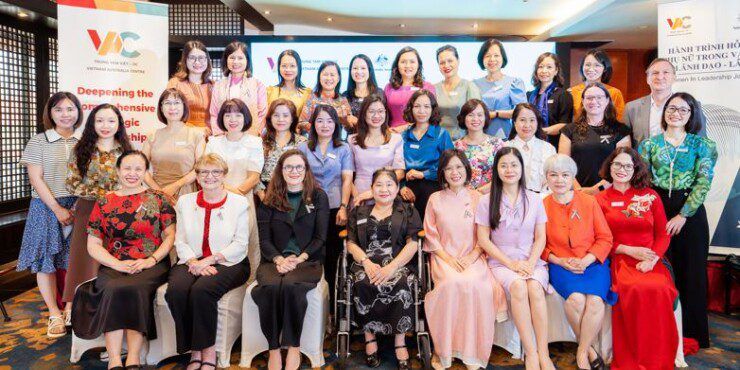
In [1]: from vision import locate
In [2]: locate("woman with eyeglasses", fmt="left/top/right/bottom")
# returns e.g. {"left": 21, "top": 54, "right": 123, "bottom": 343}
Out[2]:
{"left": 638, "top": 92, "right": 717, "bottom": 349}
{"left": 570, "top": 49, "right": 625, "bottom": 121}
{"left": 165, "top": 153, "right": 251, "bottom": 370}
{"left": 167, "top": 40, "right": 213, "bottom": 129}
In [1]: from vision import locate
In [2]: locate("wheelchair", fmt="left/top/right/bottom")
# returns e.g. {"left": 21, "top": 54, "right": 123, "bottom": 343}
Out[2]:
{"left": 334, "top": 229, "right": 433, "bottom": 370}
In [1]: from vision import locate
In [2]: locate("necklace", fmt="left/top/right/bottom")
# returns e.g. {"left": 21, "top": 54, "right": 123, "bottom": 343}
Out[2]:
{"left": 664, "top": 132, "right": 687, "bottom": 197}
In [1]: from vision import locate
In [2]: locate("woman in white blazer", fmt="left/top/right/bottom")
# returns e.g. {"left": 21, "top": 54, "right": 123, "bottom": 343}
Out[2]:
{"left": 165, "top": 153, "right": 251, "bottom": 370}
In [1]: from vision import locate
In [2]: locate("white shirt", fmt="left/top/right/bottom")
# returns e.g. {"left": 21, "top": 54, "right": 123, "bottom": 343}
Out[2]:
{"left": 506, "top": 136, "right": 556, "bottom": 193}
{"left": 174, "top": 192, "right": 251, "bottom": 266}
{"left": 649, "top": 95, "right": 667, "bottom": 138}
{"left": 205, "top": 134, "right": 265, "bottom": 193}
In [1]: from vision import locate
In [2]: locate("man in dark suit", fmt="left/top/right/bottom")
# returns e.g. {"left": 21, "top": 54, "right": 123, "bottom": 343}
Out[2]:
{"left": 624, "top": 58, "right": 706, "bottom": 145}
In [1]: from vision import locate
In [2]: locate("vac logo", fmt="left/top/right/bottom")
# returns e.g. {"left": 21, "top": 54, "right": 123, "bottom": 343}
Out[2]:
{"left": 87, "top": 30, "right": 141, "bottom": 58}
{"left": 667, "top": 16, "right": 691, "bottom": 30}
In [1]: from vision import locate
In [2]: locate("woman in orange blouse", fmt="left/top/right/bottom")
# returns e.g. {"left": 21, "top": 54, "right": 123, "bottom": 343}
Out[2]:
{"left": 167, "top": 40, "right": 213, "bottom": 129}
{"left": 570, "top": 49, "right": 625, "bottom": 121}
{"left": 542, "top": 154, "right": 614, "bottom": 370}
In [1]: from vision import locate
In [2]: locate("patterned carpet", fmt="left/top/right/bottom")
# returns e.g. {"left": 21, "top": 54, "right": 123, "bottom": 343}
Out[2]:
{"left": 0, "top": 288, "right": 737, "bottom": 369}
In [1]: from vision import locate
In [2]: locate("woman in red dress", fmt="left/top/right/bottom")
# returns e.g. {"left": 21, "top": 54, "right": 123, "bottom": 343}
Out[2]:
{"left": 595, "top": 147, "right": 678, "bottom": 370}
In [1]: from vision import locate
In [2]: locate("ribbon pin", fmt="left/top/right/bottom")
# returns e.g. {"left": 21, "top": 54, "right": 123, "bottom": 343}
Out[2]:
{"left": 570, "top": 209, "right": 581, "bottom": 220}
{"left": 306, "top": 204, "right": 315, "bottom": 213}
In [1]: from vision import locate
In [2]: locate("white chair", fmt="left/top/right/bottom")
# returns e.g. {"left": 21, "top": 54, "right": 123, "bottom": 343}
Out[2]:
{"left": 239, "top": 276, "right": 329, "bottom": 368}
{"left": 146, "top": 282, "right": 247, "bottom": 368}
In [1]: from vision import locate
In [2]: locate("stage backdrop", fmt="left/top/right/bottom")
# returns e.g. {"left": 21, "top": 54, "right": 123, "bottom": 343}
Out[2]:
{"left": 57, "top": 0, "right": 169, "bottom": 147}
{"left": 658, "top": 0, "right": 740, "bottom": 254}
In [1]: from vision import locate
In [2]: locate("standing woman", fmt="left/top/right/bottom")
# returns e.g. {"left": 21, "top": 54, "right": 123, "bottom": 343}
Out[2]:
{"left": 253, "top": 150, "right": 329, "bottom": 370}
{"left": 542, "top": 154, "right": 615, "bottom": 370}
{"left": 527, "top": 52, "right": 573, "bottom": 147}
{"left": 348, "top": 94, "right": 407, "bottom": 205}
{"left": 209, "top": 41, "right": 267, "bottom": 135}
{"left": 570, "top": 49, "right": 625, "bottom": 121}
{"left": 475, "top": 147, "right": 554, "bottom": 370}
{"left": 266, "top": 49, "right": 311, "bottom": 116}
{"left": 424, "top": 150, "right": 507, "bottom": 370}
{"left": 167, "top": 40, "right": 213, "bottom": 129}
{"left": 473, "top": 39, "right": 527, "bottom": 139}
{"left": 18, "top": 92, "right": 83, "bottom": 337}
{"left": 72, "top": 150, "right": 175, "bottom": 370}
{"left": 343, "top": 54, "right": 380, "bottom": 129}
{"left": 559, "top": 82, "right": 631, "bottom": 194}
{"left": 401, "top": 89, "right": 454, "bottom": 218}
{"left": 506, "top": 103, "right": 557, "bottom": 194}
{"left": 205, "top": 99, "right": 264, "bottom": 281}
{"left": 454, "top": 99, "right": 504, "bottom": 193}
{"left": 297, "top": 105, "right": 354, "bottom": 313}
{"left": 595, "top": 148, "right": 678, "bottom": 370}
{"left": 62, "top": 104, "right": 132, "bottom": 303}
{"left": 257, "top": 99, "right": 306, "bottom": 200}
{"left": 165, "top": 154, "right": 252, "bottom": 370}
{"left": 298, "top": 61, "right": 352, "bottom": 137}
{"left": 434, "top": 44, "right": 481, "bottom": 140}
{"left": 143, "top": 88, "right": 206, "bottom": 200}
{"left": 384, "top": 46, "right": 436, "bottom": 131}
{"left": 346, "top": 169, "right": 422, "bottom": 370}
{"left": 638, "top": 92, "right": 717, "bottom": 348}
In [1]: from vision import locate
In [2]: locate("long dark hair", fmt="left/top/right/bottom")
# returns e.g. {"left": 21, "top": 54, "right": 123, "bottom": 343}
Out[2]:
{"left": 173, "top": 40, "right": 212, "bottom": 83}
{"left": 42, "top": 92, "right": 83, "bottom": 130}
{"left": 221, "top": 41, "right": 250, "bottom": 77}
{"left": 308, "top": 104, "right": 343, "bottom": 150}
{"left": 660, "top": 92, "right": 703, "bottom": 134}
{"left": 345, "top": 54, "right": 378, "bottom": 99}
{"left": 574, "top": 82, "right": 620, "bottom": 139}
{"left": 509, "top": 103, "right": 546, "bottom": 140}
{"left": 74, "top": 104, "right": 132, "bottom": 179}
{"left": 389, "top": 46, "right": 425, "bottom": 89}
{"left": 263, "top": 149, "right": 319, "bottom": 212}
{"left": 262, "top": 98, "right": 299, "bottom": 156}
{"left": 276, "top": 49, "right": 305, "bottom": 89}
{"left": 355, "top": 94, "right": 391, "bottom": 149}
{"left": 531, "top": 52, "right": 564, "bottom": 88}
{"left": 313, "top": 61, "right": 342, "bottom": 98}
{"left": 488, "top": 147, "right": 527, "bottom": 230}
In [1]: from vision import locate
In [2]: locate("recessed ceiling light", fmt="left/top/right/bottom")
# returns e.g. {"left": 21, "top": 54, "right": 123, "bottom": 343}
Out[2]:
{"left": 639, "top": 25, "right": 648, "bottom": 29}
{"left": 326, "top": 17, "right": 333, "bottom": 22}
{"left": 17, "top": 11, "right": 28, "bottom": 18}
{"left": 264, "top": 10, "right": 271, "bottom": 15}
{"left": 473, "top": 23, "right": 479, "bottom": 29}
{"left": 400, "top": 23, "right": 406, "bottom": 28}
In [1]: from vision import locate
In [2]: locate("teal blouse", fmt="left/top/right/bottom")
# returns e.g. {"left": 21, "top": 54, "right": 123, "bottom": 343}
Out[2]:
{"left": 638, "top": 133, "right": 717, "bottom": 217}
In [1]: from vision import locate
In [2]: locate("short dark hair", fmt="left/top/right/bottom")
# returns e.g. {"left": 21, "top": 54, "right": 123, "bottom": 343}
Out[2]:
{"left": 599, "top": 147, "right": 651, "bottom": 189}
{"left": 661, "top": 92, "right": 703, "bottom": 134}
{"left": 116, "top": 149, "right": 150, "bottom": 170}
{"left": 457, "top": 99, "right": 490, "bottom": 130}
{"left": 313, "top": 61, "right": 342, "bottom": 99}
{"left": 509, "top": 102, "right": 546, "bottom": 140}
{"left": 156, "top": 88, "right": 190, "bottom": 124}
{"left": 580, "top": 49, "right": 613, "bottom": 83}
{"left": 263, "top": 98, "right": 299, "bottom": 154}
{"left": 217, "top": 98, "right": 252, "bottom": 132}
{"left": 43, "top": 92, "right": 83, "bottom": 130}
{"left": 531, "top": 52, "right": 565, "bottom": 88}
{"left": 308, "top": 104, "right": 343, "bottom": 151}
{"left": 436, "top": 44, "right": 458, "bottom": 61}
{"left": 221, "top": 41, "right": 250, "bottom": 77}
{"left": 477, "top": 39, "right": 508, "bottom": 70}
{"left": 371, "top": 168, "right": 399, "bottom": 188}
{"left": 403, "top": 89, "right": 441, "bottom": 126}
{"left": 276, "top": 49, "right": 305, "bottom": 89}
{"left": 437, "top": 149, "right": 472, "bottom": 188}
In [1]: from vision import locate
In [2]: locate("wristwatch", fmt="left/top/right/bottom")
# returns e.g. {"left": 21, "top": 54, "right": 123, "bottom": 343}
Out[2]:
{"left": 358, "top": 256, "right": 368, "bottom": 264}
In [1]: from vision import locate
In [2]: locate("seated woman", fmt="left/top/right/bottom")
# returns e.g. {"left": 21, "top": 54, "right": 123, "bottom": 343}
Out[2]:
{"left": 542, "top": 154, "right": 615, "bottom": 370}
{"left": 346, "top": 169, "right": 422, "bottom": 370}
{"left": 252, "top": 149, "right": 329, "bottom": 370}
{"left": 475, "top": 147, "right": 553, "bottom": 370}
{"left": 71, "top": 150, "right": 175, "bottom": 370}
{"left": 165, "top": 153, "right": 252, "bottom": 370}
{"left": 595, "top": 148, "right": 678, "bottom": 370}
{"left": 423, "top": 149, "right": 507, "bottom": 370}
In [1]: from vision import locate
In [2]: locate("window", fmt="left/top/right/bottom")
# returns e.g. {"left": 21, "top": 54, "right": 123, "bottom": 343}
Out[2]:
{"left": 170, "top": 3, "right": 243, "bottom": 36}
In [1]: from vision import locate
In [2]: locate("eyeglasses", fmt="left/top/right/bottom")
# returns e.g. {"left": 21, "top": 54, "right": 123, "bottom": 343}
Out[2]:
{"left": 583, "top": 95, "right": 607, "bottom": 102}
{"left": 367, "top": 109, "right": 385, "bottom": 116}
{"left": 283, "top": 165, "right": 306, "bottom": 173}
{"left": 610, "top": 162, "right": 634, "bottom": 171}
{"left": 665, "top": 106, "right": 691, "bottom": 116}
{"left": 187, "top": 56, "right": 208, "bottom": 63}
{"left": 161, "top": 100, "right": 183, "bottom": 107}
{"left": 195, "top": 169, "right": 224, "bottom": 177}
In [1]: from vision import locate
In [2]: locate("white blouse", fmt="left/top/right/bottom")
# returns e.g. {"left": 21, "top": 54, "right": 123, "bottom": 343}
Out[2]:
{"left": 205, "top": 134, "right": 265, "bottom": 194}
{"left": 174, "top": 192, "right": 251, "bottom": 266}
{"left": 506, "top": 136, "right": 556, "bottom": 193}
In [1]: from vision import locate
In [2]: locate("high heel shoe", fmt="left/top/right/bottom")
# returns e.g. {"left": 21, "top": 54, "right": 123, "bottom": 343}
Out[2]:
{"left": 365, "top": 338, "right": 380, "bottom": 368}
{"left": 395, "top": 345, "right": 410, "bottom": 370}
{"left": 589, "top": 351, "right": 605, "bottom": 370}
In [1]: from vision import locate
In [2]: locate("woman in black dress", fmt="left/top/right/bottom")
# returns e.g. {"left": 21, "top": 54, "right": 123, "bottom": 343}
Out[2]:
{"left": 252, "top": 149, "right": 329, "bottom": 370}
{"left": 71, "top": 150, "right": 175, "bottom": 370}
{"left": 346, "top": 169, "right": 422, "bottom": 370}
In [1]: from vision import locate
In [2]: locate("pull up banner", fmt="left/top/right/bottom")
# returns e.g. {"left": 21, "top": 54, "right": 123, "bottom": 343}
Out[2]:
{"left": 57, "top": 0, "right": 169, "bottom": 146}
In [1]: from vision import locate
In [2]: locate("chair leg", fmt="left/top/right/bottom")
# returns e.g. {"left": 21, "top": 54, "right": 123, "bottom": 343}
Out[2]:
{"left": 1, "top": 300, "right": 10, "bottom": 322}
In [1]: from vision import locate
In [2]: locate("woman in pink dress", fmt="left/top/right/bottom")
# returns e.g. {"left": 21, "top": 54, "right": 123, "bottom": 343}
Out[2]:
{"left": 423, "top": 149, "right": 507, "bottom": 370}
{"left": 476, "top": 146, "right": 554, "bottom": 370}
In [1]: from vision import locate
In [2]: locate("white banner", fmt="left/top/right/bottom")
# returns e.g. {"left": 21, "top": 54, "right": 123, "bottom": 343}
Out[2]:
{"left": 658, "top": 0, "right": 740, "bottom": 253}
{"left": 58, "top": 0, "right": 169, "bottom": 147}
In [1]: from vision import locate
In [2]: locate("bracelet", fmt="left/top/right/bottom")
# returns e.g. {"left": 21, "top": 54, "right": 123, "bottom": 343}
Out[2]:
{"left": 358, "top": 256, "right": 368, "bottom": 264}
{"left": 149, "top": 255, "right": 158, "bottom": 263}
{"left": 339, "top": 203, "right": 348, "bottom": 209}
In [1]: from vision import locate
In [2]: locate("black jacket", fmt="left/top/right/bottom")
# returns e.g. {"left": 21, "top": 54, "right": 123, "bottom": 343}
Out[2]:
{"left": 526, "top": 85, "right": 574, "bottom": 127}
{"left": 347, "top": 200, "right": 422, "bottom": 263}
{"left": 257, "top": 188, "right": 329, "bottom": 263}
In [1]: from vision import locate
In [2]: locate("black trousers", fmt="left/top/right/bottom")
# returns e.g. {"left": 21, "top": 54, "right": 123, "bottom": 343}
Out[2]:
{"left": 325, "top": 208, "right": 342, "bottom": 314}
{"left": 165, "top": 261, "right": 250, "bottom": 353}
{"left": 406, "top": 179, "right": 440, "bottom": 220}
{"left": 655, "top": 187, "right": 710, "bottom": 348}
{"left": 251, "top": 261, "right": 322, "bottom": 349}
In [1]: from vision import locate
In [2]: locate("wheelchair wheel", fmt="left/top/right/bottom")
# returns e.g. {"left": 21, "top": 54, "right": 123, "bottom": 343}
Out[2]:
{"left": 336, "top": 333, "right": 349, "bottom": 369}
{"left": 419, "top": 334, "right": 432, "bottom": 370}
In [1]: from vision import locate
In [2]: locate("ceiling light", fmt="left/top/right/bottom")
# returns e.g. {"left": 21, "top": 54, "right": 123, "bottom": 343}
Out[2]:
{"left": 639, "top": 25, "right": 648, "bottom": 29}
{"left": 400, "top": 23, "right": 406, "bottom": 28}
{"left": 326, "top": 17, "right": 333, "bottom": 22}
{"left": 17, "top": 11, "right": 28, "bottom": 18}
{"left": 473, "top": 23, "right": 479, "bottom": 29}
{"left": 264, "top": 10, "right": 271, "bottom": 15}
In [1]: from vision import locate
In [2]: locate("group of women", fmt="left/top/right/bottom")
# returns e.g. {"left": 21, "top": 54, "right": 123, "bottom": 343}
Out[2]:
{"left": 15, "top": 38, "right": 717, "bottom": 370}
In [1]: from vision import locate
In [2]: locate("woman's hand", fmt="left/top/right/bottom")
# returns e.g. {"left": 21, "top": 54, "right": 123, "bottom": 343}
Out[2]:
{"left": 160, "top": 183, "right": 180, "bottom": 198}
{"left": 189, "top": 258, "right": 218, "bottom": 276}
{"left": 508, "top": 260, "right": 533, "bottom": 277}
{"left": 390, "top": 123, "right": 411, "bottom": 134}
{"left": 52, "top": 205, "right": 74, "bottom": 226}
{"left": 405, "top": 170, "right": 424, "bottom": 181}
{"left": 346, "top": 114, "right": 358, "bottom": 130}
{"left": 400, "top": 187, "right": 416, "bottom": 202}
{"left": 362, "top": 259, "right": 381, "bottom": 280}
{"left": 636, "top": 257, "right": 659, "bottom": 273}
{"left": 256, "top": 189, "right": 266, "bottom": 201}
{"left": 353, "top": 190, "right": 373, "bottom": 207}
{"left": 296, "top": 121, "right": 311, "bottom": 134}
{"left": 623, "top": 245, "right": 657, "bottom": 262}
{"left": 666, "top": 214, "right": 687, "bottom": 236}
{"left": 370, "top": 263, "right": 398, "bottom": 286}
{"left": 440, "top": 254, "right": 465, "bottom": 273}
{"left": 457, "top": 249, "right": 481, "bottom": 270}
{"left": 129, "top": 256, "right": 156, "bottom": 272}
{"left": 111, "top": 260, "right": 136, "bottom": 274}
{"left": 336, "top": 207, "right": 348, "bottom": 226}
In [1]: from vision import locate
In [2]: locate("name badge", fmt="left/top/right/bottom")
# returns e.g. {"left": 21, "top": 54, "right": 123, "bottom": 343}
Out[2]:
{"left": 449, "top": 91, "right": 459, "bottom": 96}
{"left": 410, "top": 86, "right": 420, "bottom": 91}
{"left": 493, "top": 85, "right": 503, "bottom": 92}
{"left": 380, "top": 145, "right": 390, "bottom": 150}
{"left": 327, "top": 153, "right": 337, "bottom": 159}
{"left": 357, "top": 218, "right": 368, "bottom": 225}
{"left": 284, "top": 145, "right": 295, "bottom": 150}
{"left": 611, "top": 201, "right": 624, "bottom": 207}
{"left": 677, "top": 147, "right": 688, "bottom": 152}
{"left": 409, "top": 144, "right": 420, "bottom": 149}
{"left": 175, "top": 141, "right": 187, "bottom": 146}
{"left": 547, "top": 99, "right": 554, "bottom": 104}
